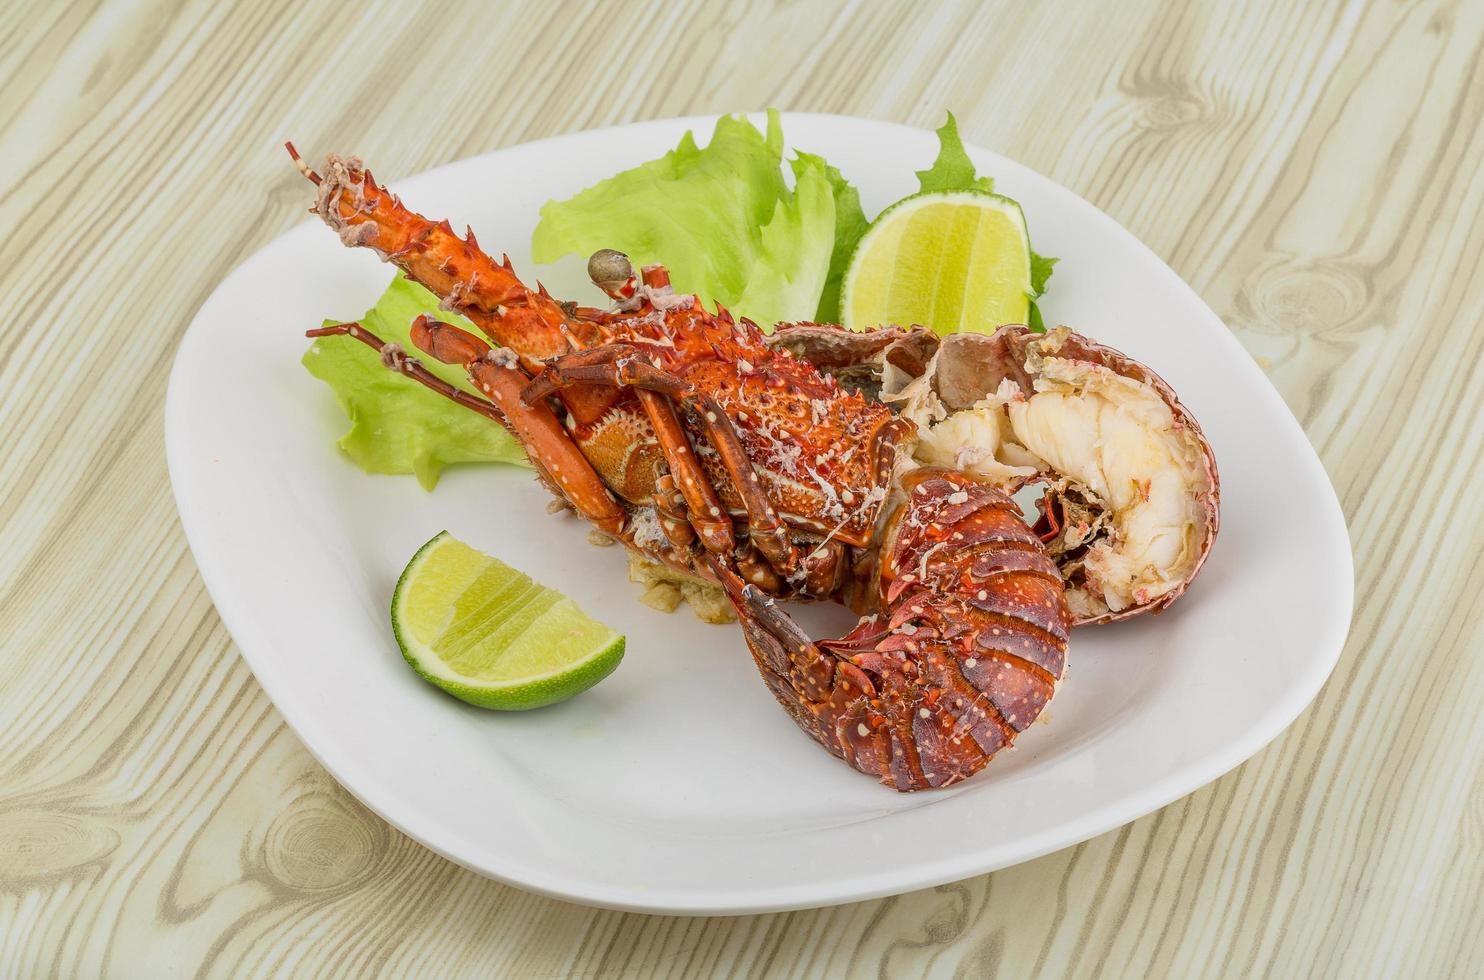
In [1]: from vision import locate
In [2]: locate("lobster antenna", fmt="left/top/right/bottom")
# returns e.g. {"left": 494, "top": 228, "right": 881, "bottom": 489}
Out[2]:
{"left": 285, "top": 142, "right": 320, "bottom": 185}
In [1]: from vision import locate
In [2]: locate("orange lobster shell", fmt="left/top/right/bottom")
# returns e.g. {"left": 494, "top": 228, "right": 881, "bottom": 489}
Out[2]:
{"left": 291, "top": 146, "right": 1070, "bottom": 790}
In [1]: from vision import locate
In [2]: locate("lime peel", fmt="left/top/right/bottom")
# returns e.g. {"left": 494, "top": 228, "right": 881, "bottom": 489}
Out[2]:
{"left": 391, "top": 532, "right": 625, "bottom": 710}
{"left": 841, "top": 189, "right": 1035, "bottom": 336}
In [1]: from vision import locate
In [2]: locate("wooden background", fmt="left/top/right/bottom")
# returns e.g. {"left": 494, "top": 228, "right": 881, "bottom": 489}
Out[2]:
{"left": 3, "top": 0, "right": 1482, "bottom": 975}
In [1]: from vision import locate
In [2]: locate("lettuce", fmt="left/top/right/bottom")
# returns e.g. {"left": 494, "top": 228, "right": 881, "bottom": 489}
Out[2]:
{"left": 302, "top": 276, "right": 528, "bottom": 490}
{"left": 532, "top": 111, "right": 841, "bottom": 327}
{"left": 914, "top": 113, "right": 997, "bottom": 194}
{"left": 1027, "top": 252, "right": 1059, "bottom": 331}
{"left": 796, "top": 150, "right": 870, "bottom": 323}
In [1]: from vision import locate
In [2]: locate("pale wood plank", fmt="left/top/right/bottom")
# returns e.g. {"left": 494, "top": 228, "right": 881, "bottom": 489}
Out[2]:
{"left": 2, "top": 0, "right": 1481, "bottom": 976}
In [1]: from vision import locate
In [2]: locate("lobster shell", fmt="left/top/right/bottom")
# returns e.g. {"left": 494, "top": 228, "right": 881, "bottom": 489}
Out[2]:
{"left": 770, "top": 324, "right": 1221, "bottom": 625}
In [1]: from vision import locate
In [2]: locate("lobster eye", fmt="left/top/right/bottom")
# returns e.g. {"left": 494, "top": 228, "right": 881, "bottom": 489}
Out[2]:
{"left": 587, "top": 249, "right": 634, "bottom": 291}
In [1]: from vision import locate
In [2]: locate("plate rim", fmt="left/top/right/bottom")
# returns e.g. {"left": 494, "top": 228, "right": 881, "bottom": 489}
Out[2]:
{"left": 166, "top": 111, "right": 1354, "bottom": 914}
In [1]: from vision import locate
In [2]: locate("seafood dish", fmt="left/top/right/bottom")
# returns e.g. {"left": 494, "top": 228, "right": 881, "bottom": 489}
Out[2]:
{"left": 287, "top": 145, "right": 1219, "bottom": 792}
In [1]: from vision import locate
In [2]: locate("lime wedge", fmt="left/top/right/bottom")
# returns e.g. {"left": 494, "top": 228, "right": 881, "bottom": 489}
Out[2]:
{"left": 391, "top": 531, "right": 624, "bottom": 710}
{"left": 841, "top": 190, "right": 1033, "bottom": 335}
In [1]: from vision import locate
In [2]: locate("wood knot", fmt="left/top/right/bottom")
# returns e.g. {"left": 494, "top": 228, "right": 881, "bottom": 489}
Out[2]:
{"left": 261, "top": 781, "right": 381, "bottom": 893}
{"left": 1141, "top": 92, "right": 1206, "bottom": 130}
{"left": 1117, "top": 72, "right": 1225, "bottom": 133}
{"left": 1246, "top": 261, "right": 1369, "bottom": 335}
{"left": 0, "top": 809, "right": 119, "bottom": 886}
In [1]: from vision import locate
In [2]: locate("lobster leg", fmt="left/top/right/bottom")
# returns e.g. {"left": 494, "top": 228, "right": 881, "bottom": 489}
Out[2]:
{"left": 525, "top": 345, "right": 803, "bottom": 581}
{"left": 522, "top": 344, "right": 688, "bottom": 401}
{"left": 642, "top": 392, "right": 735, "bottom": 557}
{"left": 522, "top": 345, "right": 735, "bottom": 557}
{"left": 309, "top": 319, "right": 627, "bottom": 538}
{"left": 306, "top": 322, "right": 509, "bottom": 428}
{"left": 686, "top": 391, "right": 799, "bottom": 579}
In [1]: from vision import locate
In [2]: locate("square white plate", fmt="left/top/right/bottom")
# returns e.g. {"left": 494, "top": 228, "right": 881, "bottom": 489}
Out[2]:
{"left": 166, "top": 113, "right": 1352, "bottom": 914}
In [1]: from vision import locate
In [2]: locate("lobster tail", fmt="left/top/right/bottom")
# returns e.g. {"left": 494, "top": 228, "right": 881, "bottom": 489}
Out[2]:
{"left": 721, "top": 470, "right": 1069, "bottom": 791}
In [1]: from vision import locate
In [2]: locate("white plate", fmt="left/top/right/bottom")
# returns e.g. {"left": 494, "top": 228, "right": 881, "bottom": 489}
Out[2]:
{"left": 166, "top": 113, "right": 1352, "bottom": 914}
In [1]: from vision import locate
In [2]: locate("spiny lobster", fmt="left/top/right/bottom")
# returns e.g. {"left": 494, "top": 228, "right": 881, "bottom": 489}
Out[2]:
{"left": 290, "top": 146, "right": 1069, "bottom": 791}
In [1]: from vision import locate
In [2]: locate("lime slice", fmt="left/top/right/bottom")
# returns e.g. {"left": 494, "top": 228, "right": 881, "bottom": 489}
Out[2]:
{"left": 841, "top": 190, "right": 1033, "bottom": 335}
{"left": 391, "top": 531, "right": 625, "bottom": 710}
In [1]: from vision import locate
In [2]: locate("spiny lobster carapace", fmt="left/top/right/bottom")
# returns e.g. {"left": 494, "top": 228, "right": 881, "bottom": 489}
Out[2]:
{"left": 290, "top": 146, "right": 1069, "bottom": 791}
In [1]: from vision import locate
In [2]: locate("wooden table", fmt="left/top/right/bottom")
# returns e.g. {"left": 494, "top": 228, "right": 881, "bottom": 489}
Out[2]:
{"left": 4, "top": 0, "right": 1481, "bottom": 975}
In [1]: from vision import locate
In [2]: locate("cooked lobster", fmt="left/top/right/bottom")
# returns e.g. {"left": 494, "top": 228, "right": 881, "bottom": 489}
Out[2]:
{"left": 290, "top": 146, "right": 1073, "bottom": 790}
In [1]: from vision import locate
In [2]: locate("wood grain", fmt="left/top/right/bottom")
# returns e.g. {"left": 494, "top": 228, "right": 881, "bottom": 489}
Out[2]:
{"left": 3, "top": 0, "right": 1482, "bottom": 976}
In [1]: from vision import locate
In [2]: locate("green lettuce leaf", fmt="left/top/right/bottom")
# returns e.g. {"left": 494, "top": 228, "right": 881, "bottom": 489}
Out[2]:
{"left": 531, "top": 110, "right": 837, "bottom": 326}
{"left": 794, "top": 150, "right": 870, "bottom": 323}
{"left": 302, "top": 276, "right": 528, "bottom": 490}
{"left": 1027, "top": 252, "right": 1060, "bottom": 331}
{"left": 1024, "top": 249, "right": 1058, "bottom": 332}
{"left": 733, "top": 151, "right": 836, "bottom": 324}
{"left": 915, "top": 111, "right": 996, "bottom": 194}
{"left": 915, "top": 112, "right": 1057, "bottom": 331}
